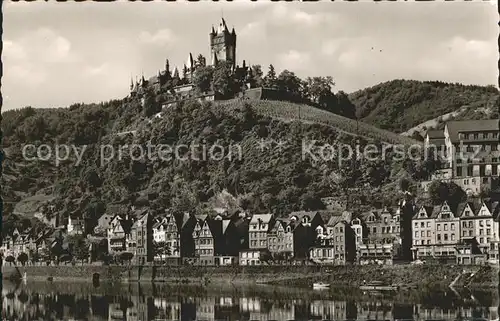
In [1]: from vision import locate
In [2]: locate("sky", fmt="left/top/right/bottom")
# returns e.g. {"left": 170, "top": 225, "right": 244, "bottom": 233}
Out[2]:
{"left": 2, "top": 1, "right": 498, "bottom": 111}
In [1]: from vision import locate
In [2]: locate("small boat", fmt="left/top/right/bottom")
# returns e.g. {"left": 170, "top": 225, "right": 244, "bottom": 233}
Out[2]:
{"left": 312, "top": 282, "right": 330, "bottom": 290}
{"left": 360, "top": 281, "right": 398, "bottom": 291}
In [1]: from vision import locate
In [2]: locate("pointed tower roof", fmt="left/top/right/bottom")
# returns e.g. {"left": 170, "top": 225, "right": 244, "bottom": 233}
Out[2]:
{"left": 165, "top": 59, "right": 170, "bottom": 72}
{"left": 231, "top": 26, "right": 236, "bottom": 35}
{"left": 172, "top": 66, "right": 179, "bottom": 78}
{"left": 211, "top": 25, "right": 216, "bottom": 34}
{"left": 187, "top": 53, "right": 194, "bottom": 69}
{"left": 217, "top": 18, "right": 228, "bottom": 33}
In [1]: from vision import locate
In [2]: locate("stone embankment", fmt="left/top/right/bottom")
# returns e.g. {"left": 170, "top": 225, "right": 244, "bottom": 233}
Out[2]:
{"left": 2, "top": 264, "right": 498, "bottom": 289}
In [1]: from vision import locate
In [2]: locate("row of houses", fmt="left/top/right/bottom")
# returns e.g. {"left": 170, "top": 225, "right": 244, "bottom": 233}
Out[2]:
{"left": 99, "top": 198, "right": 416, "bottom": 266}
{"left": 2, "top": 196, "right": 499, "bottom": 266}
{"left": 411, "top": 199, "right": 500, "bottom": 264}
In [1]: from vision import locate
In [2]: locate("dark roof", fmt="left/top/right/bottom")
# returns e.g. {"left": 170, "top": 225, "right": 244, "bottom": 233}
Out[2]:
{"left": 426, "top": 130, "right": 445, "bottom": 139}
{"left": 207, "top": 219, "right": 223, "bottom": 238}
{"left": 446, "top": 119, "right": 499, "bottom": 142}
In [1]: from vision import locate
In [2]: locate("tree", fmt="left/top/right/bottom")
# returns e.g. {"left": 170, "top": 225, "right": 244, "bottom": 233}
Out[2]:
{"left": 39, "top": 248, "right": 51, "bottom": 265}
{"left": 428, "top": 181, "right": 466, "bottom": 205}
{"left": 306, "top": 76, "right": 335, "bottom": 108}
{"left": 411, "top": 131, "right": 424, "bottom": 141}
{"left": 276, "top": 70, "right": 302, "bottom": 96}
{"left": 259, "top": 249, "right": 273, "bottom": 264}
{"left": 5, "top": 255, "right": 15, "bottom": 266}
{"left": 196, "top": 54, "right": 206, "bottom": 68}
{"left": 120, "top": 251, "right": 134, "bottom": 265}
{"left": 142, "top": 88, "right": 159, "bottom": 117}
{"left": 333, "top": 91, "right": 356, "bottom": 119}
{"left": 72, "top": 236, "right": 90, "bottom": 265}
{"left": 17, "top": 252, "right": 29, "bottom": 266}
{"left": 299, "top": 192, "right": 325, "bottom": 211}
{"left": 263, "top": 64, "right": 277, "bottom": 89}
{"left": 153, "top": 241, "right": 172, "bottom": 262}
{"left": 212, "top": 61, "right": 234, "bottom": 97}
{"left": 193, "top": 66, "right": 214, "bottom": 93}
{"left": 249, "top": 65, "right": 263, "bottom": 88}
{"left": 29, "top": 249, "right": 40, "bottom": 265}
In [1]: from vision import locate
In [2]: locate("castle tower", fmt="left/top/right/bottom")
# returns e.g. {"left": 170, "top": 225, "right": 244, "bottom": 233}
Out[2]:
{"left": 165, "top": 59, "right": 170, "bottom": 74}
{"left": 209, "top": 18, "right": 236, "bottom": 69}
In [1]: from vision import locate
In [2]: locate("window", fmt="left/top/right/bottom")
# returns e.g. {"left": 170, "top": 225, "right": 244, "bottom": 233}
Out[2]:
{"left": 427, "top": 222, "right": 430, "bottom": 228}
{"left": 437, "top": 224, "right": 441, "bottom": 231}
{"left": 473, "top": 133, "right": 479, "bottom": 139}
{"left": 451, "top": 234, "right": 455, "bottom": 241}
{"left": 444, "top": 224, "right": 448, "bottom": 231}
{"left": 494, "top": 132, "right": 498, "bottom": 139}
{"left": 451, "top": 223, "right": 455, "bottom": 231}
{"left": 420, "top": 222, "right": 425, "bottom": 228}
{"left": 492, "top": 145, "right": 498, "bottom": 151}
{"left": 427, "top": 231, "right": 431, "bottom": 237}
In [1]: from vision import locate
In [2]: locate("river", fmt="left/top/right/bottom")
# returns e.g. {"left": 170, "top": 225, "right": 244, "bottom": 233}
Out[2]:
{"left": 1, "top": 280, "right": 498, "bottom": 320}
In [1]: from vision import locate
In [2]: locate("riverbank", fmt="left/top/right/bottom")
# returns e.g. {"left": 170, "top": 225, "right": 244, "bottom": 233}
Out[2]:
{"left": 2, "top": 264, "right": 498, "bottom": 289}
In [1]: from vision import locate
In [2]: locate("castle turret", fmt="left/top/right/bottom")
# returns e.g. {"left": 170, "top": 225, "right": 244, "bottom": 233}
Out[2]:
{"left": 210, "top": 17, "right": 236, "bottom": 69}
{"left": 172, "top": 66, "right": 179, "bottom": 79}
{"left": 165, "top": 59, "right": 170, "bottom": 73}
{"left": 187, "top": 53, "right": 194, "bottom": 70}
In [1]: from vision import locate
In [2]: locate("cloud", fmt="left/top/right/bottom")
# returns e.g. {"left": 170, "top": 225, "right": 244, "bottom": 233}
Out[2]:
{"left": 84, "top": 63, "right": 109, "bottom": 77}
{"left": 240, "top": 21, "right": 266, "bottom": 38}
{"left": 139, "top": 29, "right": 177, "bottom": 45}
{"left": 321, "top": 39, "right": 343, "bottom": 56}
{"left": 277, "top": 50, "right": 311, "bottom": 71}
{"left": 3, "top": 40, "right": 27, "bottom": 61}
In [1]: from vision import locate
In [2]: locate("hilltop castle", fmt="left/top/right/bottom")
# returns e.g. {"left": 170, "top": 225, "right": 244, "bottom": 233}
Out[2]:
{"left": 129, "top": 18, "right": 250, "bottom": 101}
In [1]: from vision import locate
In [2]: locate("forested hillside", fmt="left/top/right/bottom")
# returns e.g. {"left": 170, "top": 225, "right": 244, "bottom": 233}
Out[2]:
{"left": 1, "top": 97, "right": 432, "bottom": 235}
{"left": 349, "top": 79, "right": 499, "bottom": 133}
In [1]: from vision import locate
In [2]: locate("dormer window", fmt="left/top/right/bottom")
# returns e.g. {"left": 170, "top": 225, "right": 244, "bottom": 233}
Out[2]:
{"left": 443, "top": 205, "right": 449, "bottom": 211}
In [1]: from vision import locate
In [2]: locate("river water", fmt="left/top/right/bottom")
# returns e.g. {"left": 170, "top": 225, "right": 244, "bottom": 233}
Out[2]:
{"left": 1, "top": 280, "right": 498, "bottom": 320}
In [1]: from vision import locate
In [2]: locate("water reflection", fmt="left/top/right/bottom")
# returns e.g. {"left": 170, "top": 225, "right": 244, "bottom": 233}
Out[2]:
{"left": 1, "top": 281, "right": 498, "bottom": 321}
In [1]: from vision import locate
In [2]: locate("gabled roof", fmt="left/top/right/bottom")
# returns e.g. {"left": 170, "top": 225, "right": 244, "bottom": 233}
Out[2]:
{"left": 250, "top": 213, "right": 273, "bottom": 224}
{"left": 326, "top": 215, "right": 343, "bottom": 227}
{"left": 289, "top": 211, "right": 319, "bottom": 221}
{"left": 413, "top": 205, "right": 434, "bottom": 219}
{"left": 430, "top": 201, "right": 459, "bottom": 219}
{"left": 207, "top": 219, "right": 223, "bottom": 238}
{"left": 446, "top": 119, "right": 499, "bottom": 143}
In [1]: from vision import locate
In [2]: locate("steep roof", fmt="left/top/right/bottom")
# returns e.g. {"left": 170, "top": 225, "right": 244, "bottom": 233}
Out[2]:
{"left": 206, "top": 219, "right": 223, "bottom": 238}
{"left": 326, "top": 215, "right": 343, "bottom": 227}
{"left": 250, "top": 213, "right": 273, "bottom": 224}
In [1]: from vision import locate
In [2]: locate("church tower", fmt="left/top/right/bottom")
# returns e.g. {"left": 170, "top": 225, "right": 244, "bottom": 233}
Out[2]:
{"left": 209, "top": 18, "right": 236, "bottom": 69}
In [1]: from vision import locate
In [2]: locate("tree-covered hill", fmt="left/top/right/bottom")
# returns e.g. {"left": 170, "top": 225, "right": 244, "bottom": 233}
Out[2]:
{"left": 1, "top": 98, "right": 428, "bottom": 235}
{"left": 349, "top": 79, "right": 499, "bottom": 133}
